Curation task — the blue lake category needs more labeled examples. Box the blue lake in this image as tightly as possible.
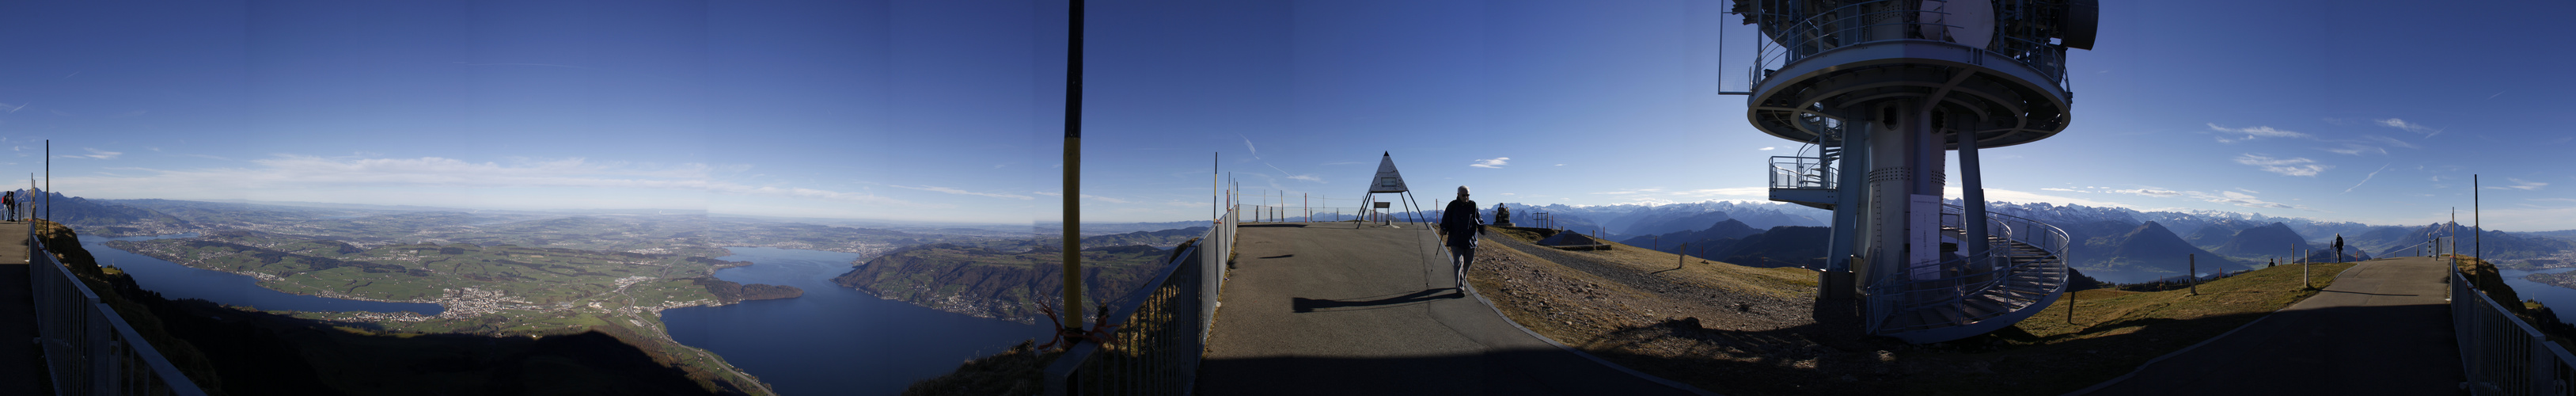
[82,234,446,315]
[2500,268,2576,324]
[663,246,1048,396]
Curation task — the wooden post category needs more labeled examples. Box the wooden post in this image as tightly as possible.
[2067,286,2077,324]
[1678,242,1688,269]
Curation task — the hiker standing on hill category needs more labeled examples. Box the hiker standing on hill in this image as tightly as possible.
[2334,234,2345,262]
[1440,186,1485,282]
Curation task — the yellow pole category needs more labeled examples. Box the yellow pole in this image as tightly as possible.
[1060,0,1085,339]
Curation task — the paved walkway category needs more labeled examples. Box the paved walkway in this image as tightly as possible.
[1197,223,1694,395]
[2085,257,2460,395]
[1,221,44,394]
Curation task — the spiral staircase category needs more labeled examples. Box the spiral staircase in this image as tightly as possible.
[1770,163,2070,343]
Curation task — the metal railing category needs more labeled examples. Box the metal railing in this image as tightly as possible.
[1745,0,2073,93]
[1769,156,1836,190]
[28,221,209,395]
[1044,191,1240,395]
[2455,270,2576,395]
[1865,204,2070,334]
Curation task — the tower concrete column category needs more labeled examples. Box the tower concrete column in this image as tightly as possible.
[1864,100,1949,288]
[1960,128,1990,276]
[1827,111,1872,300]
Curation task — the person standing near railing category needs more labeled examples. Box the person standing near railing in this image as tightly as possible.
[1439,186,1484,283]
[2,190,14,221]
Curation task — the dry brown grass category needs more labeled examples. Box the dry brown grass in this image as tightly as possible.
[1486,227,1814,299]
[1472,225,2368,395]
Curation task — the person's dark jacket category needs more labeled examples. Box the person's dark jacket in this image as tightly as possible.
[1440,198,1482,248]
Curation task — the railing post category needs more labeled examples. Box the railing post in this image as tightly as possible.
[2536,333,2553,395]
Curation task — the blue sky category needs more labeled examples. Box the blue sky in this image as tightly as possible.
[6,1,2572,230]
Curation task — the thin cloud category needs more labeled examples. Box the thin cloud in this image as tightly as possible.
[2207,124,2312,143]
[2183,190,2310,211]
[2039,188,2080,192]
[1470,157,1510,169]
[1589,188,1664,195]
[2342,163,2389,194]
[1759,147,1777,150]
[2235,154,2331,177]
[1942,187,2137,209]
[1287,174,1323,183]
[2112,188,2181,196]
[2374,118,2441,138]
[2488,178,2548,191]
[1240,135,1259,158]
[63,148,121,159]
[2361,135,2419,149]
[1033,192,1136,204]
[1671,187,1766,198]
[893,185,1033,200]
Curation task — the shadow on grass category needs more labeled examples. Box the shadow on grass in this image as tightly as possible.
[1547,310,2299,395]
[1445,302,2412,396]
[2320,290,2418,297]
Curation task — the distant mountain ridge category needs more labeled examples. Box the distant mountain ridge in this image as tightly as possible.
[1357,200,1829,241]
[2213,223,2312,259]
[18,189,197,236]
[2076,221,2243,280]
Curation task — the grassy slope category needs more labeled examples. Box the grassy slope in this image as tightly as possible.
[1921,261,2356,394]
[1472,225,2363,395]
[1487,227,1815,298]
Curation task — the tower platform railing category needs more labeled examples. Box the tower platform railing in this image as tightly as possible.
[1768,156,1836,190]
[1744,0,2072,93]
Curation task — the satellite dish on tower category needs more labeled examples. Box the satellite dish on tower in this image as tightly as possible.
[1922,0,1994,49]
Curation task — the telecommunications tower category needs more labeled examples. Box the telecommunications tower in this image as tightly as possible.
[1732,0,2096,343]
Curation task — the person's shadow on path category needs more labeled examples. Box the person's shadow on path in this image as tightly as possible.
[1292,287,1463,313]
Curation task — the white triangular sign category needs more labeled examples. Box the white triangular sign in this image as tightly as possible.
[1368,152,1409,193]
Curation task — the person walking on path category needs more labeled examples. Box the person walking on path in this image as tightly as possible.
[1440,186,1485,282]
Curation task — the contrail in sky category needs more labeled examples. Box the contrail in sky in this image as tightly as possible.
[2342,163,2390,194]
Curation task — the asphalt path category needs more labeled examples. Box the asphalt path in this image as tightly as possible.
[2082,257,2461,395]
[1,222,44,394]
[1196,223,1696,395]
